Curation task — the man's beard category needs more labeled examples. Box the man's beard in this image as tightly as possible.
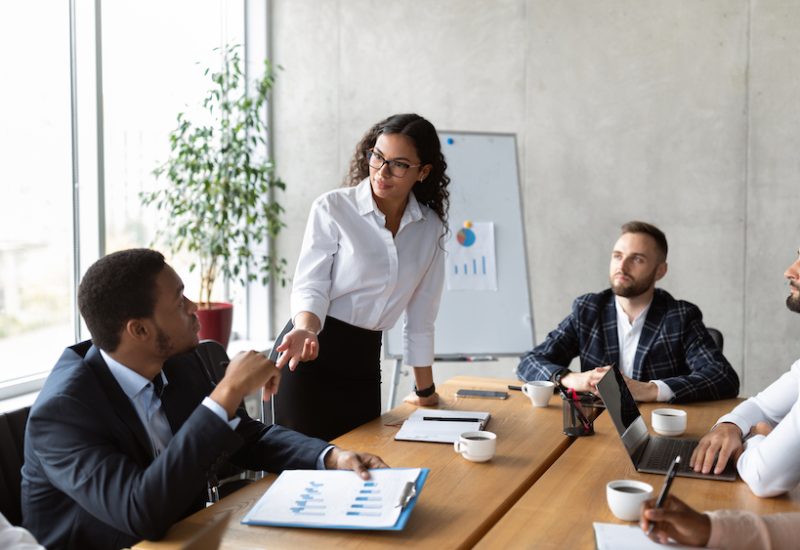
[610,272,656,298]
[787,285,800,313]
[154,324,196,357]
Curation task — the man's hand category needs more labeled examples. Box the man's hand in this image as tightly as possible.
[690,422,743,474]
[324,448,389,480]
[621,374,659,402]
[275,328,319,371]
[560,366,611,394]
[403,392,440,407]
[640,495,711,546]
[211,351,281,418]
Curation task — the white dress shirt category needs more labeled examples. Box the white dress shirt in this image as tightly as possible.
[614,298,673,401]
[715,358,800,497]
[291,178,445,366]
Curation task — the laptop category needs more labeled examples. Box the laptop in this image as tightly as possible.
[596,366,736,481]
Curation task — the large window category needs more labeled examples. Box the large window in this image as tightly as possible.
[0,4,73,387]
[0,1,268,398]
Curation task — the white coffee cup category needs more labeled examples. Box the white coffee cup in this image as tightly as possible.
[606,480,653,521]
[522,381,555,407]
[453,431,497,462]
[651,408,688,437]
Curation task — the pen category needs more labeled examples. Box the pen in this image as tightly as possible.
[423,417,483,422]
[556,385,592,432]
[646,455,681,535]
[508,385,522,391]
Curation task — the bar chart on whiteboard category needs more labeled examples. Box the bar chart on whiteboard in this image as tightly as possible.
[445,221,497,291]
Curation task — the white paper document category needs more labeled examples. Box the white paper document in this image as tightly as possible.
[242,469,423,529]
[593,522,703,549]
[395,409,490,443]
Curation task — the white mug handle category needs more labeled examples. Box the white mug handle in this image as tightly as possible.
[454,441,465,454]
[522,384,532,398]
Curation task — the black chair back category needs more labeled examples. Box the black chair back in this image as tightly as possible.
[707,327,724,352]
[0,406,30,525]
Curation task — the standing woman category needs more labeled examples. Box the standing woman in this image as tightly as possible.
[273,113,450,441]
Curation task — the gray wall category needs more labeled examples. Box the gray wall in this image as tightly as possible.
[269,0,800,406]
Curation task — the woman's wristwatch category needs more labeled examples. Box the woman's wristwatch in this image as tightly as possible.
[414,383,436,398]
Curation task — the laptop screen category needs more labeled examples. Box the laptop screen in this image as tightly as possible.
[597,366,643,437]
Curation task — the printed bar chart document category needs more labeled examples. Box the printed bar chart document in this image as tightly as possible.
[395,409,490,443]
[242,468,428,531]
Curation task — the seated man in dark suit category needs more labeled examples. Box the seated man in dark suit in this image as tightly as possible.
[22,249,387,550]
[517,221,739,403]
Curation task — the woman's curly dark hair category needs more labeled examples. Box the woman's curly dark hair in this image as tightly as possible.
[345,113,450,226]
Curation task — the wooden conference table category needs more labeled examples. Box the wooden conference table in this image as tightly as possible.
[476,398,800,549]
[136,378,800,549]
[135,376,573,549]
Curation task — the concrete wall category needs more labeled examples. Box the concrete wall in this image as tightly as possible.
[269,0,800,408]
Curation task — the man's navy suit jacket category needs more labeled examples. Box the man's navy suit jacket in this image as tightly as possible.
[516,289,740,402]
[22,341,328,550]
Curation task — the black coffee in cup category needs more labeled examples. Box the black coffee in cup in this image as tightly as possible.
[614,486,647,494]
[464,436,490,441]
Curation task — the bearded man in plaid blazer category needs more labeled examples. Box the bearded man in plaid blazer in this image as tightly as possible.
[517,221,739,403]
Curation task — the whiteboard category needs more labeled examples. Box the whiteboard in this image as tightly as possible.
[385,131,534,360]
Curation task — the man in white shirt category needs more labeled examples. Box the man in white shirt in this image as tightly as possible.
[517,221,739,403]
[690,248,800,495]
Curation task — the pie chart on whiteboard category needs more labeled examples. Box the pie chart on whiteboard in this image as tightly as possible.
[456,227,476,247]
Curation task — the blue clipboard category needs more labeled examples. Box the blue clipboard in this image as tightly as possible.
[241,468,429,531]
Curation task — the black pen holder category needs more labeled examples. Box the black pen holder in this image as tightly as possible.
[560,392,601,437]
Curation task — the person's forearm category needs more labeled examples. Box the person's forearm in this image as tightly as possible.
[293,311,321,334]
[412,366,434,390]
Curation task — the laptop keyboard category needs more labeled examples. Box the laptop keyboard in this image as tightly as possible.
[642,437,697,471]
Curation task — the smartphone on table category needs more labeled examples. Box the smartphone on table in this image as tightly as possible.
[455,389,509,400]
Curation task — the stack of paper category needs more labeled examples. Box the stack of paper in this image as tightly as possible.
[242,468,428,531]
[395,409,490,443]
[593,523,703,549]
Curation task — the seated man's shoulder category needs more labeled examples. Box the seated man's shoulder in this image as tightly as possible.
[32,343,103,413]
[655,289,703,318]
[573,289,614,311]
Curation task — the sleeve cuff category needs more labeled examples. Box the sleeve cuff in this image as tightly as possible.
[202,397,241,430]
[404,331,434,366]
[651,380,675,402]
[290,296,330,332]
[317,445,335,469]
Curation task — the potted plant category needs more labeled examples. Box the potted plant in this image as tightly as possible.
[142,44,286,348]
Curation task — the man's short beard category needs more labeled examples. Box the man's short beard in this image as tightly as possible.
[787,293,800,313]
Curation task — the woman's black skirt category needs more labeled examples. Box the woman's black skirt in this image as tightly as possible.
[273,316,382,441]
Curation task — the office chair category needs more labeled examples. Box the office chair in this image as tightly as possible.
[195,339,260,501]
[0,405,30,525]
[706,327,724,352]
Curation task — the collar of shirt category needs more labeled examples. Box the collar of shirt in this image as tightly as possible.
[355,177,425,229]
[100,349,168,414]
[614,296,652,332]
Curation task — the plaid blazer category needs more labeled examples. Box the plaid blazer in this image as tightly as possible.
[516,288,739,403]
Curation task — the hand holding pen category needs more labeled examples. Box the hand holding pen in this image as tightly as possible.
[645,455,681,536]
[640,492,712,547]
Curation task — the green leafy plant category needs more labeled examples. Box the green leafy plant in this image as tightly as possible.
[142,44,286,306]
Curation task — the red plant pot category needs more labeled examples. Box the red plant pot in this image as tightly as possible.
[196,302,234,349]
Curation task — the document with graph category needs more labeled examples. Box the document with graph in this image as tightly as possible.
[241,468,428,530]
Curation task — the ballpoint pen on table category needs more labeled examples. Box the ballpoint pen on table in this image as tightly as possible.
[422,417,483,422]
[646,455,681,535]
